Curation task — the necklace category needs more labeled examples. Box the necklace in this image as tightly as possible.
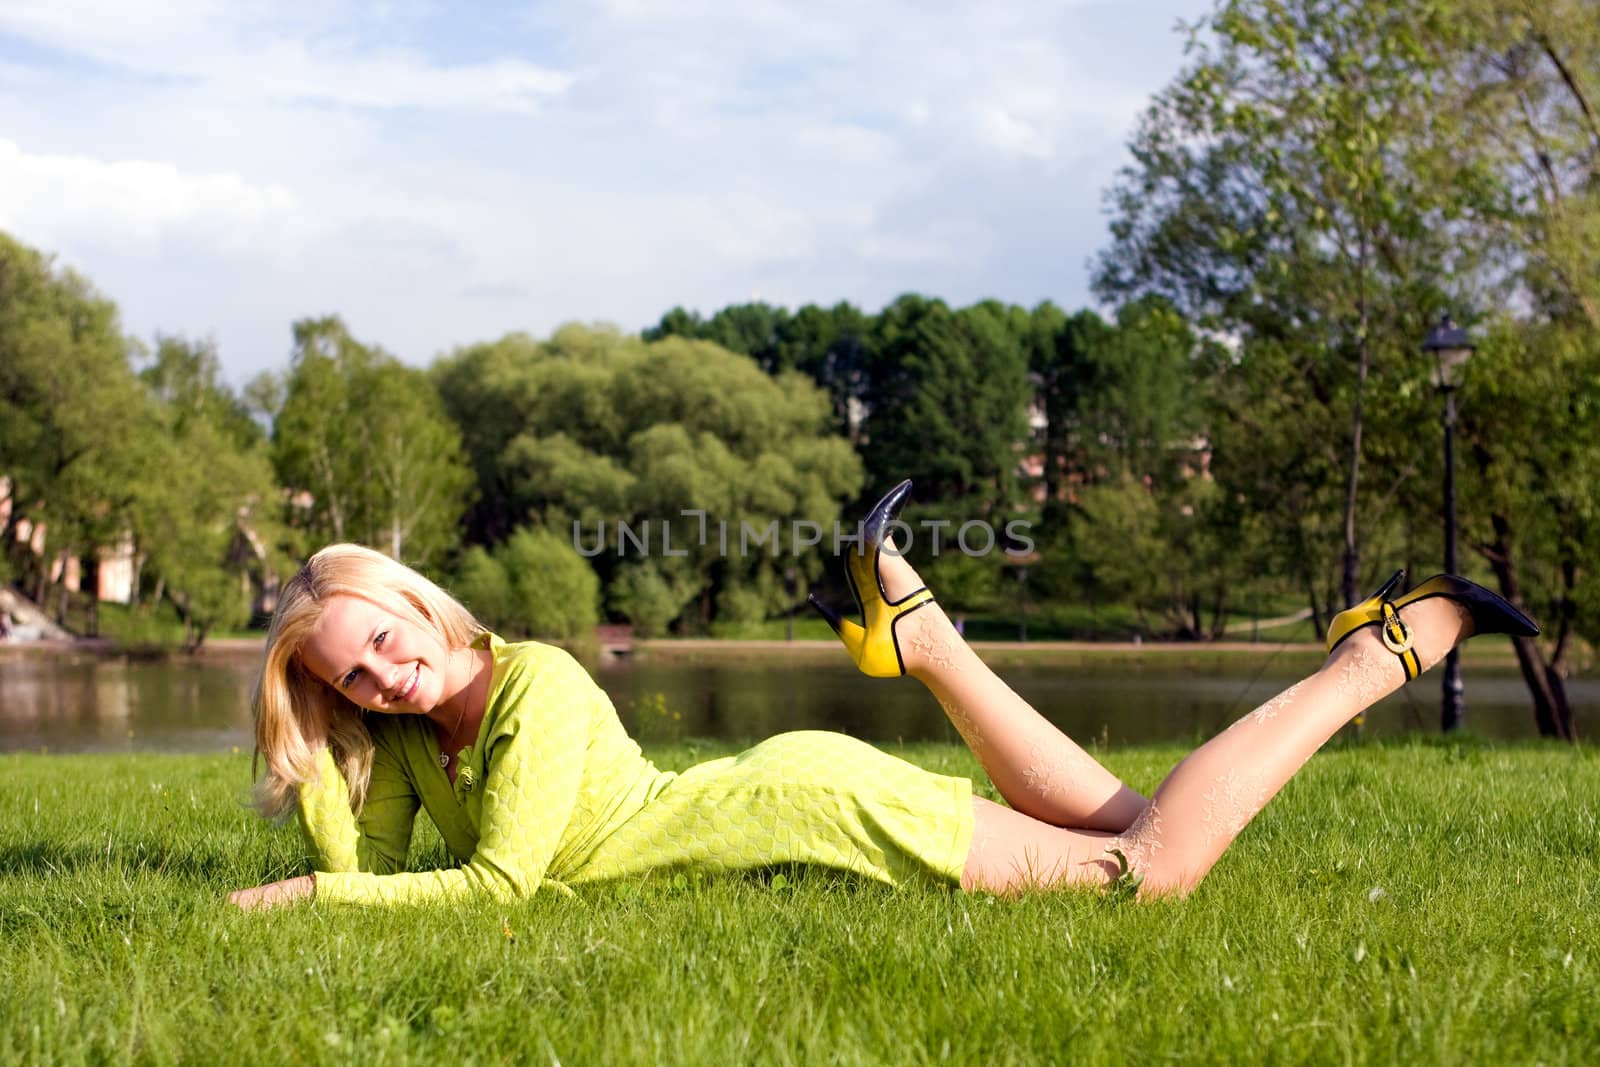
[438,703,467,768]
[436,652,470,768]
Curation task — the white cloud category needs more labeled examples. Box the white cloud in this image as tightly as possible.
[0,0,571,112]
[976,108,1053,160]
[0,139,303,253]
[0,0,1216,381]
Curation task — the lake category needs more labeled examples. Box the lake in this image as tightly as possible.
[1,644,1586,754]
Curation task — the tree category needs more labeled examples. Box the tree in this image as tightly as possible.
[0,232,151,617]
[1426,0,1600,740]
[140,334,263,450]
[132,336,280,650]
[861,295,1032,516]
[1444,0,1600,329]
[1095,0,1600,734]
[272,317,473,568]
[1096,0,1464,610]
[1451,319,1598,740]
[433,325,862,633]
[453,527,600,640]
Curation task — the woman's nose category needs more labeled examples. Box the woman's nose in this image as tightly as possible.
[358,652,396,692]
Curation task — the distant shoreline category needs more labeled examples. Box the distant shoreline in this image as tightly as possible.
[0,634,1536,670]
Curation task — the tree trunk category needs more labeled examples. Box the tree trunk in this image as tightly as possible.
[1483,513,1576,740]
[186,621,211,654]
[1207,587,1227,640]
[55,550,71,625]
[1304,578,1327,639]
[1341,234,1372,610]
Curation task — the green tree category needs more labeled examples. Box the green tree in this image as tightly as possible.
[0,232,151,620]
[1425,0,1600,739]
[140,334,263,450]
[132,336,280,649]
[433,325,862,633]
[454,527,599,640]
[1096,0,1462,609]
[862,295,1032,516]
[272,317,473,568]
[1096,0,1600,733]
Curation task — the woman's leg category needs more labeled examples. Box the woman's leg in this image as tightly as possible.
[876,542,1147,832]
[959,595,1472,896]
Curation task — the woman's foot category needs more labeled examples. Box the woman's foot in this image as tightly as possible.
[1325,594,1473,699]
[1325,570,1535,685]
[810,481,954,677]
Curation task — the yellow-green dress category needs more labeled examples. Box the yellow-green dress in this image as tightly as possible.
[299,635,974,905]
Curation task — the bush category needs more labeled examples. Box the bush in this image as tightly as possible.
[608,562,694,638]
[453,547,513,630]
[454,527,599,639]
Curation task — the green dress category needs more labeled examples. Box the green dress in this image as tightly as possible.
[299,635,974,905]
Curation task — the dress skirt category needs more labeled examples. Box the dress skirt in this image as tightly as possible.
[564,731,975,888]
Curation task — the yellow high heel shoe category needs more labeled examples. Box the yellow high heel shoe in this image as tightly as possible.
[1326,569,1540,680]
[807,479,937,677]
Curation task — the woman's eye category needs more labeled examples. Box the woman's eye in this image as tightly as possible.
[341,669,359,688]
[375,630,389,649]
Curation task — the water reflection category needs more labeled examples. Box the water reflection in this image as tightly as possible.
[2,648,1588,754]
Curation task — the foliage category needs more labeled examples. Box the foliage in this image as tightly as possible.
[863,296,1033,515]
[1094,0,1600,729]
[453,527,600,640]
[271,317,474,569]
[0,233,150,604]
[1096,0,1470,609]
[920,551,1006,617]
[647,301,876,438]
[133,336,281,649]
[433,325,863,634]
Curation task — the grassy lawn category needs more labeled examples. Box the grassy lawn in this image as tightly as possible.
[2,740,1595,1064]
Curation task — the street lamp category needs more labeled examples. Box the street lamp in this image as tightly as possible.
[1422,313,1475,732]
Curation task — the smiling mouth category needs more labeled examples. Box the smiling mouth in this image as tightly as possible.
[394,665,420,704]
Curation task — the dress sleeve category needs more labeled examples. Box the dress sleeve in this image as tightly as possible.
[313,652,592,906]
[297,740,419,876]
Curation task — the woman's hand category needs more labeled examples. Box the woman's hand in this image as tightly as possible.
[228,873,316,911]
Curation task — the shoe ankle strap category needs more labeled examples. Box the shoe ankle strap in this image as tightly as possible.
[1378,600,1421,680]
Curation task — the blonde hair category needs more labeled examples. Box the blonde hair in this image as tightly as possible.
[252,543,485,819]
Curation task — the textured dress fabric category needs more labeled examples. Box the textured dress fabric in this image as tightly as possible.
[298,636,974,905]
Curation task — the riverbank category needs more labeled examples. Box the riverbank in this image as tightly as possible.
[0,633,1538,672]
[1,740,1594,1063]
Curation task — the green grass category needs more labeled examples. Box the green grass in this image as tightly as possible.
[2,740,1596,1064]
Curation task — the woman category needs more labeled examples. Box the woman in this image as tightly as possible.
[230,482,1537,909]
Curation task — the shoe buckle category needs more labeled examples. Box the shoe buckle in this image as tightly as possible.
[1379,601,1413,654]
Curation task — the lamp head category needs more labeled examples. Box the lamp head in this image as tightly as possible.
[1423,313,1474,390]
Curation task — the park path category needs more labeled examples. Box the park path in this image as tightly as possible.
[1221,606,1314,634]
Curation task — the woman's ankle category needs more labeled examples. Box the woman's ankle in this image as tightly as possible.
[901,603,967,678]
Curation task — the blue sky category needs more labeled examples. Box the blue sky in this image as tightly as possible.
[0,0,1216,385]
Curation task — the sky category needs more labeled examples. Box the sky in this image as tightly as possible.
[0,0,1216,386]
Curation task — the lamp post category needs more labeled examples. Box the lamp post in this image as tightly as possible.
[1422,314,1475,732]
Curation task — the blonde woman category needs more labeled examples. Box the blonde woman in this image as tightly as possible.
[230,483,1536,909]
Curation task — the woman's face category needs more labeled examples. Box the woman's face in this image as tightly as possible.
[298,593,454,716]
